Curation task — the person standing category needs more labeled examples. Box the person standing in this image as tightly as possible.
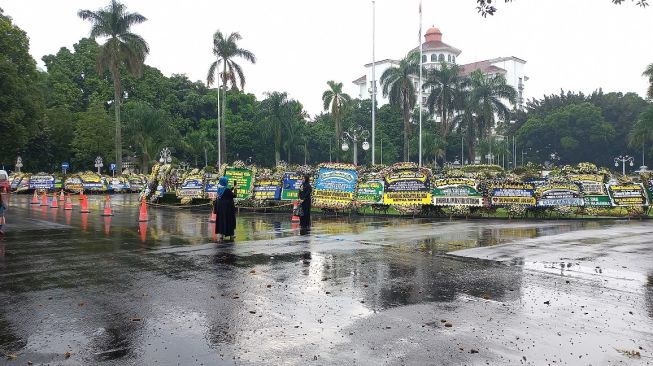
[298,174,312,230]
[213,177,236,241]
[0,186,7,235]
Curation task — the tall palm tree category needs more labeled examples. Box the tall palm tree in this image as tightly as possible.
[78,0,149,174]
[206,31,256,165]
[468,70,516,139]
[261,92,291,166]
[322,80,351,159]
[424,62,466,137]
[380,52,420,161]
[644,63,653,100]
[123,101,172,174]
[629,106,653,149]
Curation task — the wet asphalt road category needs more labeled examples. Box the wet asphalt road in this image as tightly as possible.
[0,194,652,365]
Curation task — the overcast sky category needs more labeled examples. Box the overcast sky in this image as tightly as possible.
[2,0,652,116]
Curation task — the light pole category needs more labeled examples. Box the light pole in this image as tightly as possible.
[159,147,172,165]
[15,156,22,173]
[341,125,370,166]
[614,155,634,176]
[94,156,103,175]
[371,0,376,165]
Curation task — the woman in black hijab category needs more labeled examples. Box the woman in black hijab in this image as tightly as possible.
[213,177,236,241]
[298,174,312,230]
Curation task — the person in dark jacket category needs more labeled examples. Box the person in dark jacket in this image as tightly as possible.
[213,177,236,241]
[298,174,312,230]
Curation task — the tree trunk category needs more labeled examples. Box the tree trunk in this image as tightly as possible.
[403,99,410,162]
[220,66,227,165]
[111,69,122,175]
[142,151,150,175]
[335,106,340,162]
[275,128,281,166]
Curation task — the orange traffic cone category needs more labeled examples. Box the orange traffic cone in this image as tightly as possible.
[50,193,59,208]
[209,206,216,223]
[58,190,65,201]
[291,201,300,222]
[40,192,48,206]
[101,195,113,216]
[138,198,148,222]
[64,193,73,210]
[80,194,90,213]
[30,191,39,205]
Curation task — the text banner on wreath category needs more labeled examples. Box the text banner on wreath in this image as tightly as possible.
[281,172,302,200]
[29,174,55,190]
[224,168,254,199]
[253,180,282,201]
[432,178,483,207]
[535,183,584,207]
[383,169,431,205]
[356,179,384,204]
[568,174,606,196]
[607,183,649,207]
[313,167,358,208]
[177,175,204,198]
[490,182,536,206]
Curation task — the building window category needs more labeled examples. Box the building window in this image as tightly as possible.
[422,55,427,63]
[431,54,437,62]
[452,56,456,63]
[439,54,445,62]
[448,55,451,62]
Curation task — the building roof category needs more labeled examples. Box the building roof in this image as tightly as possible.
[352,75,367,85]
[411,41,462,56]
[363,58,399,67]
[459,60,507,76]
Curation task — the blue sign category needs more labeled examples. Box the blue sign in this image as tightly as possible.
[62,162,69,169]
[281,172,302,200]
[315,168,358,192]
[110,163,116,171]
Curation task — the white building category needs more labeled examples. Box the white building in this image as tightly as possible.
[353,26,528,110]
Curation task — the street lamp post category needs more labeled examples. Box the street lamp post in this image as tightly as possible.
[614,155,634,176]
[341,125,370,166]
[94,156,103,175]
[15,156,23,173]
[159,147,172,165]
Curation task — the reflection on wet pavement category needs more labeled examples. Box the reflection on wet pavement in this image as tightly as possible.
[0,194,652,364]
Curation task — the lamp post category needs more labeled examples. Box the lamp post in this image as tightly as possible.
[15,156,22,173]
[94,156,103,175]
[159,147,172,165]
[341,125,370,166]
[614,155,634,176]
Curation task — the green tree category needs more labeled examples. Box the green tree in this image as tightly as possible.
[516,102,615,165]
[78,0,150,173]
[260,92,291,165]
[206,31,256,165]
[122,101,174,173]
[380,52,420,161]
[628,105,653,154]
[0,9,43,163]
[463,70,516,157]
[71,103,115,170]
[182,129,213,168]
[644,63,653,100]
[424,62,465,137]
[322,80,352,160]
[476,0,648,17]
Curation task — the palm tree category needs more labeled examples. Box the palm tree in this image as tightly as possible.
[424,62,466,137]
[123,101,172,174]
[206,31,256,165]
[629,106,653,150]
[644,63,653,100]
[380,52,420,161]
[78,0,149,174]
[322,81,351,160]
[261,92,292,166]
[466,70,516,142]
